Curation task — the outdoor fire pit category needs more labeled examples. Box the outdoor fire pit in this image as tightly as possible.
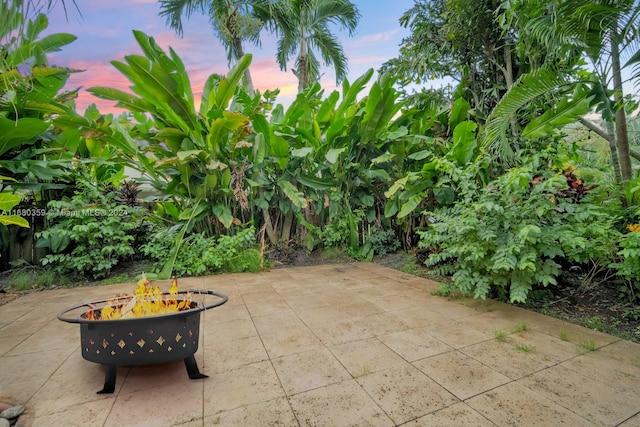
[58,282,227,394]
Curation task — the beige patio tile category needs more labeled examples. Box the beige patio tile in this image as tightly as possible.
[618,413,640,426]
[289,379,390,426]
[7,320,101,356]
[296,305,351,327]
[201,334,269,374]
[467,382,596,426]
[203,360,284,417]
[18,398,114,427]
[413,350,510,400]
[200,317,257,341]
[329,338,408,378]
[202,301,250,324]
[406,402,496,426]
[361,293,420,312]
[461,338,554,379]
[388,306,449,328]
[355,312,410,336]
[118,360,199,395]
[308,318,373,345]
[242,294,290,317]
[258,327,324,359]
[26,351,121,415]
[0,333,28,356]
[2,264,639,427]
[456,309,532,336]
[356,364,458,425]
[421,321,492,349]
[0,307,53,336]
[106,381,203,427]
[272,348,351,395]
[1,347,76,403]
[279,293,328,311]
[335,299,385,318]
[432,300,486,320]
[205,397,297,426]
[527,317,620,349]
[519,364,640,426]
[379,327,453,362]
[508,329,583,363]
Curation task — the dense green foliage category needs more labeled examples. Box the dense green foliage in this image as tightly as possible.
[419,148,622,303]
[140,226,261,276]
[36,183,148,279]
[1,1,639,314]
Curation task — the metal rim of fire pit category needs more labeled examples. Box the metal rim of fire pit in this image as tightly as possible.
[56,289,228,324]
[56,289,228,394]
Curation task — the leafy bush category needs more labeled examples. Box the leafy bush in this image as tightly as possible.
[37,188,147,279]
[367,228,401,257]
[419,165,619,303]
[610,224,640,301]
[140,226,261,276]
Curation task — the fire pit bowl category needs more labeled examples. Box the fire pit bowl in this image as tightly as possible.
[57,289,227,394]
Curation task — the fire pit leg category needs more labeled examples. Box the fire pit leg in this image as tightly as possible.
[184,355,208,380]
[97,365,117,394]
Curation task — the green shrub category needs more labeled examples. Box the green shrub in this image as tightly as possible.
[419,165,619,303]
[140,226,261,276]
[610,223,640,301]
[37,190,147,279]
[367,228,401,257]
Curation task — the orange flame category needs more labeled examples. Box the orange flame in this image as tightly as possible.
[85,275,192,320]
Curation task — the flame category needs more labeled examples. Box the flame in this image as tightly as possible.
[85,275,192,320]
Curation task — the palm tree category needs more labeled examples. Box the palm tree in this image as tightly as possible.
[158,0,264,94]
[484,0,640,182]
[258,0,360,93]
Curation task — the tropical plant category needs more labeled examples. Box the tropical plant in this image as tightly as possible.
[0,6,85,262]
[419,148,621,303]
[140,225,260,276]
[258,0,360,92]
[36,181,148,279]
[79,31,270,277]
[484,0,640,179]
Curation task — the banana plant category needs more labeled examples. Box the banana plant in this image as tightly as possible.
[87,31,256,234]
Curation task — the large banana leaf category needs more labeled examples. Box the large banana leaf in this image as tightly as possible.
[0,117,49,156]
[87,87,156,114]
[359,73,402,143]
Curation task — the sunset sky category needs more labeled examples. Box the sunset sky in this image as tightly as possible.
[43,0,422,114]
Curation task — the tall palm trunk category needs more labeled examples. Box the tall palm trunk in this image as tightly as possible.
[297,35,307,93]
[611,37,632,181]
[232,35,254,95]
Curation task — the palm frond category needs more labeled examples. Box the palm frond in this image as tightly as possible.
[482,67,574,160]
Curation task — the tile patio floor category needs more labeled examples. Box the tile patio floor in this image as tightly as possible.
[1,262,639,426]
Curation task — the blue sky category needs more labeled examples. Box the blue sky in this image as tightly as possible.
[44,0,419,113]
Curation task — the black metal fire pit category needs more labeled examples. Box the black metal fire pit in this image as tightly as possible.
[57,290,227,394]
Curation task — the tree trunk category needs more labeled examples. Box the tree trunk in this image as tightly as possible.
[611,35,632,181]
[233,36,255,96]
[297,35,307,93]
[577,117,623,184]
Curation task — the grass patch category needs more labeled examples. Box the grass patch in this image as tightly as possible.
[559,330,570,342]
[494,330,508,342]
[512,320,528,333]
[515,343,535,353]
[580,339,597,352]
[3,265,70,291]
[353,365,373,378]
